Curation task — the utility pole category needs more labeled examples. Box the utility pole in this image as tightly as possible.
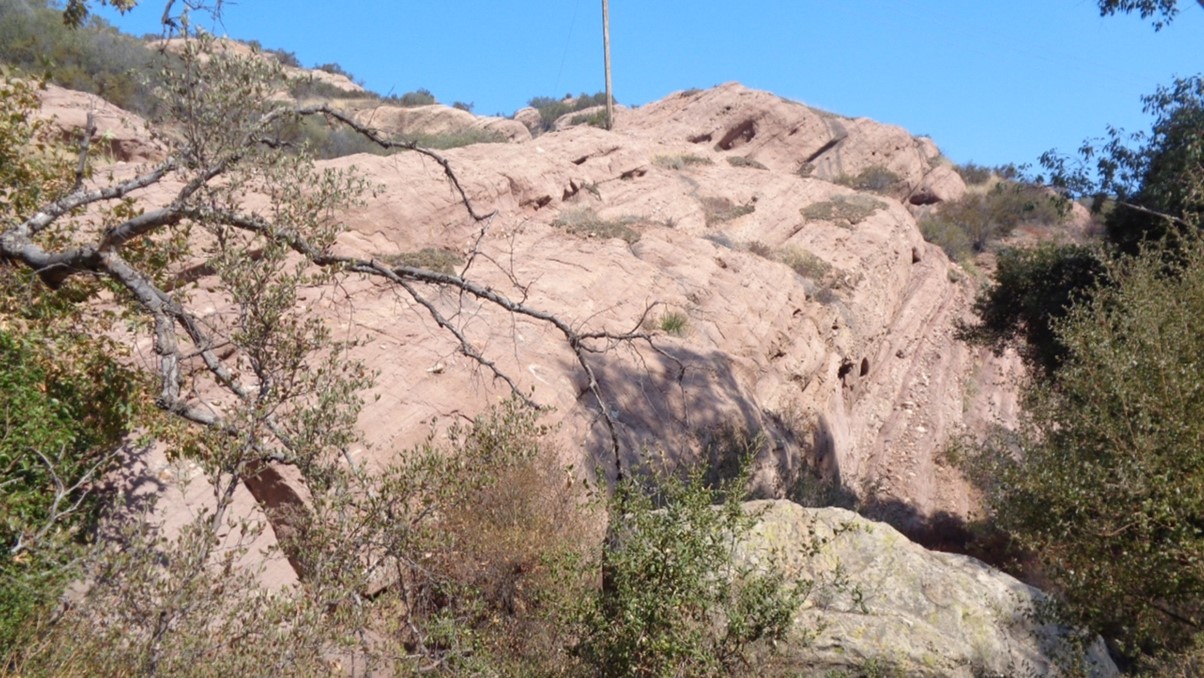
[602,0,614,130]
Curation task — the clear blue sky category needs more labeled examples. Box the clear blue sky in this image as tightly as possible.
[97,1,1203,169]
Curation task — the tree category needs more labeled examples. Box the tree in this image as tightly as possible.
[972,75,1203,374]
[0,5,657,669]
[968,236,1204,656]
[1097,0,1204,29]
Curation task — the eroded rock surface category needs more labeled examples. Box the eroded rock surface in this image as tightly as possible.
[46,80,1049,668]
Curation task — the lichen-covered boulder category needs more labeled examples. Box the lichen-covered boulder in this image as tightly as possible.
[737,500,1119,677]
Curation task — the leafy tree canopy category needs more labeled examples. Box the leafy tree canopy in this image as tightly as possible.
[1097,0,1204,29]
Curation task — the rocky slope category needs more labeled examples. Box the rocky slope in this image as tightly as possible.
[315,82,1022,532]
[38,75,1065,667]
[38,77,1026,540]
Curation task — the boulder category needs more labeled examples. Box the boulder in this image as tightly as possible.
[352,103,531,143]
[738,500,1119,677]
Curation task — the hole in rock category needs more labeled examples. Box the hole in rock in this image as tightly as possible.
[688,133,713,144]
[715,119,757,151]
[908,190,941,206]
[837,359,854,380]
[860,357,870,377]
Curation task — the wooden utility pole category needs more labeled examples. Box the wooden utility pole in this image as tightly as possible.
[602,0,614,130]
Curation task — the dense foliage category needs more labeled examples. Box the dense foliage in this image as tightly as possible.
[527,91,610,132]
[919,179,1066,262]
[961,10,1204,666]
[0,0,156,113]
[968,237,1204,656]
[575,468,802,677]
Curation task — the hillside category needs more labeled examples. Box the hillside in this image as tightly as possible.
[4,28,1117,675]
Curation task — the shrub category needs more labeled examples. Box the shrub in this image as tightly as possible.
[263,47,300,68]
[286,74,364,100]
[919,181,1065,255]
[727,156,768,170]
[835,166,901,194]
[0,0,159,114]
[800,194,887,226]
[572,464,804,677]
[960,243,1106,376]
[314,61,354,79]
[554,207,641,244]
[451,100,474,112]
[527,91,611,132]
[401,127,507,149]
[920,215,974,261]
[381,247,464,275]
[778,246,833,282]
[276,115,384,158]
[701,196,755,226]
[703,232,737,249]
[570,109,609,129]
[385,88,436,107]
[658,310,689,336]
[0,330,142,657]
[955,162,993,185]
[965,236,1204,657]
[653,153,713,170]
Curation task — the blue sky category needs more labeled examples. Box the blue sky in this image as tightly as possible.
[98,1,1202,169]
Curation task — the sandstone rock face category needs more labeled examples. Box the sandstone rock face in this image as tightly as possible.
[106,442,298,590]
[53,81,1044,667]
[36,84,164,163]
[738,500,1119,677]
[512,106,543,135]
[323,82,1012,534]
[350,102,531,143]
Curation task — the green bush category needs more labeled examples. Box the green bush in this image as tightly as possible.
[653,153,713,170]
[263,47,300,68]
[572,465,803,677]
[570,109,609,129]
[0,0,159,114]
[960,243,1106,376]
[554,207,641,244]
[314,61,354,79]
[920,215,974,261]
[400,127,507,150]
[382,247,464,275]
[919,181,1065,255]
[955,162,993,185]
[527,91,610,132]
[286,74,364,100]
[701,196,755,226]
[657,310,689,336]
[0,330,142,656]
[727,156,768,170]
[778,246,833,282]
[383,87,437,107]
[800,194,887,227]
[965,236,1204,657]
[835,166,901,194]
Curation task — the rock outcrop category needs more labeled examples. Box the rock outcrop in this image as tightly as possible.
[36,84,165,163]
[350,102,531,142]
[320,82,1015,534]
[738,500,1118,677]
[44,78,1058,668]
